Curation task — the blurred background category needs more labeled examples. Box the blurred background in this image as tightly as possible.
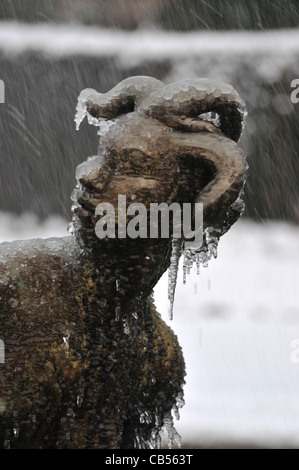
[0,0,299,448]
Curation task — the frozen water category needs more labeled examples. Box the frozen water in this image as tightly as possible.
[141,78,246,122]
[168,239,182,320]
[75,155,105,183]
[75,87,98,130]
[75,88,119,133]
[168,230,220,320]
[199,111,221,128]
[166,227,220,319]
[75,76,164,131]
[142,78,220,105]
[166,133,246,319]
[183,227,220,275]
[87,76,163,109]
[96,118,118,138]
[162,411,182,449]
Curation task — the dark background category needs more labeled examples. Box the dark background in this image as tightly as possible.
[1,0,299,30]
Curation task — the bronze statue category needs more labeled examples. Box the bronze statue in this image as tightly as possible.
[0,76,247,448]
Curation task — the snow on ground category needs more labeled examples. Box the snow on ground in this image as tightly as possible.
[0,212,298,448]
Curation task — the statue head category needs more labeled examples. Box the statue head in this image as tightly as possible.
[71,76,247,271]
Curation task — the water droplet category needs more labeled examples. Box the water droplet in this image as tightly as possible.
[63,330,70,356]
[115,306,121,321]
[77,392,84,407]
[123,318,130,335]
[13,426,19,438]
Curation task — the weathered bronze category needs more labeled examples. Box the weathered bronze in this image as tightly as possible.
[0,76,247,448]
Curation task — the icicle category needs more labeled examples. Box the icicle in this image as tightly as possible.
[74,88,97,130]
[75,88,119,135]
[182,263,187,284]
[173,391,185,421]
[181,226,221,284]
[169,230,220,317]
[168,238,182,320]
[96,118,118,138]
[162,411,182,449]
[196,253,200,274]
[182,250,195,283]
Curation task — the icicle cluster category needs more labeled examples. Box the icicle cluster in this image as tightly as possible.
[168,227,222,320]
[134,392,185,449]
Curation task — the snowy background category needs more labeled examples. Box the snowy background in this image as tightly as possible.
[1,213,298,448]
